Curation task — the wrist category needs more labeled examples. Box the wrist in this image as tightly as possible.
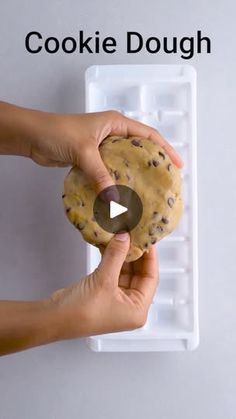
[45,287,91,341]
[33,299,61,345]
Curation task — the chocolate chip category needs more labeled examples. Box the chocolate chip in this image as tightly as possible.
[76,222,85,231]
[156,225,164,233]
[151,238,157,245]
[131,139,143,147]
[159,151,165,160]
[152,159,159,167]
[113,170,120,180]
[167,164,172,171]
[152,211,158,218]
[62,194,65,199]
[167,197,175,208]
[161,217,169,224]
[144,242,149,248]
[66,208,71,213]
[148,160,159,167]
[149,224,156,235]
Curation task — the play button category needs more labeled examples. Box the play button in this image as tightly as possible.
[93,185,143,234]
[110,201,128,219]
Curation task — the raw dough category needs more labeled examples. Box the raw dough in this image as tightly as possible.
[63,136,183,262]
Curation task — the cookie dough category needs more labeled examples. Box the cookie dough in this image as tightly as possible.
[63,136,183,262]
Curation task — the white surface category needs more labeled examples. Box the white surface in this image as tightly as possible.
[86,64,198,351]
[110,200,128,218]
[0,0,236,418]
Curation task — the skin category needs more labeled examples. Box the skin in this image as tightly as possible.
[0,101,182,356]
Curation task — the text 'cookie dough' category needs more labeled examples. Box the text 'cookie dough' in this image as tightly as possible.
[63,136,183,262]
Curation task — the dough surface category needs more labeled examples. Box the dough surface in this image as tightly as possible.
[63,136,183,262]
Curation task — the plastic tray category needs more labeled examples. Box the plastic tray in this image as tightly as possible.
[85,64,198,352]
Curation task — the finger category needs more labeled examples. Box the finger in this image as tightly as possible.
[131,246,159,304]
[132,246,158,278]
[120,261,133,277]
[99,245,132,289]
[124,116,183,168]
[118,273,131,289]
[98,232,130,286]
[79,147,115,194]
[110,113,183,168]
[119,262,133,289]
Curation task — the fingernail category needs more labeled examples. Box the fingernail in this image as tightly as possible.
[101,187,120,203]
[115,232,129,241]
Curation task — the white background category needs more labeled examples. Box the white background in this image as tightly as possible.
[0,1,235,418]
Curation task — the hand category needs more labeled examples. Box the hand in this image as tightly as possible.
[29,110,183,193]
[49,232,158,339]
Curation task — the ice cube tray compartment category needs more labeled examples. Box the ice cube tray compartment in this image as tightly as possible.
[85,65,198,352]
[158,241,189,270]
[141,82,190,111]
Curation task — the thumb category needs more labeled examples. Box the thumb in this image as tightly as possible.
[80,147,115,194]
[98,232,130,286]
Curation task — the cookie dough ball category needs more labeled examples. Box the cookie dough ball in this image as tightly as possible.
[63,136,183,262]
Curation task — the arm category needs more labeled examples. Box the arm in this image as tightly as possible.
[0,101,183,182]
[0,101,172,355]
[0,101,36,157]
[0,300,57,356]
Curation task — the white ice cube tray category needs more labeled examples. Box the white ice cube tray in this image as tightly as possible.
[85,65,198,352]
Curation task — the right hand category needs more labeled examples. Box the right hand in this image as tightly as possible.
[48,232,159,339]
